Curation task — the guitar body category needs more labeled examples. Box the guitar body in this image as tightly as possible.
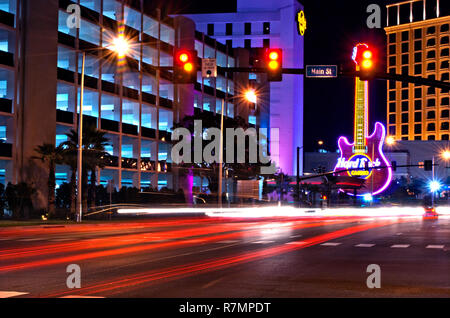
[334,122,392,196]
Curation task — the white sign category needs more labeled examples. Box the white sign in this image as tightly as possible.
[202,58,217,78]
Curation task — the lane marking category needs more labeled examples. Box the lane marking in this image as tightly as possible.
[320,242,341,246]
[252,240,275,244]
[426,245,445,249]
[391,244,410,248]
[0,291,29,298]
[355,243,375,247]
[290,235,303,238]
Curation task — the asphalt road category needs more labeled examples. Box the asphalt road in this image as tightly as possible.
[0,213,449,298]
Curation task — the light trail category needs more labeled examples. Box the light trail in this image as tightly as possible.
[42,217,417,298]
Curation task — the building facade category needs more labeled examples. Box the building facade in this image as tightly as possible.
[181,0,305,176]
[0,0,263,207]
[385,0,450,141]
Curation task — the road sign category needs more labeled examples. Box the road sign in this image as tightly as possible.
[202,58,217,78]
[305,65,338,78]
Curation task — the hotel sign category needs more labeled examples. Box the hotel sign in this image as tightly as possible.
[297,10,306,36]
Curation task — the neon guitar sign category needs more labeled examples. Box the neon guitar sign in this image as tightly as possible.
[334,44,392,196]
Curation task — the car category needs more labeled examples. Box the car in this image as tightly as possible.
[423,206,438,220]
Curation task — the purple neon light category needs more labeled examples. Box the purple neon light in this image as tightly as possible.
[334,122,393,197]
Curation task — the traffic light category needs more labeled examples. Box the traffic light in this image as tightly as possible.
[265,48,282,82]
[174,49,197,84]
[424,160,433,171]
[352,43,376,81]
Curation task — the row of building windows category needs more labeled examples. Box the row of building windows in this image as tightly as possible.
[389,110,450,122]
[207,22,271,36]
[388,38,450,55]
[388,24,450,43]
[389,52,450,67]
[389,123,450,136]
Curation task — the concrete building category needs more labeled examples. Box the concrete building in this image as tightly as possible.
[180,0,305,176]
[0,0,265,207]
[385,0,450,141]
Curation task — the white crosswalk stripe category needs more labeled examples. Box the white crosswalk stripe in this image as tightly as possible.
[355,244,375,248]
[0,291,29,298]
[391,244,410,248]
[320,242,341,246]
[426,245,445,249]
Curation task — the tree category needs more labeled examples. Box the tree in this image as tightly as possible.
[33,143,64,218]
[63,126,110,214]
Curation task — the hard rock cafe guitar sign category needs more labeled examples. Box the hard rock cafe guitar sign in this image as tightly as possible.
[334,44,392,196]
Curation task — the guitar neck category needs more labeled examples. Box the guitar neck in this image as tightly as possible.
[354,68,368,153]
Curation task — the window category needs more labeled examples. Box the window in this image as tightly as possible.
[401,113,408,123]
[122,99,139,127]
[402,31,409,41]
[427,111,435,119]
[389,33,396,43]
[414,52,422,63]
[427,38,436,47]
[414,124,422,134]
[389,102,396,112]
[414,64,422,75]
[101,94,120,122]
[244,23,251,35]
[389,126,395,135]
[427,26,436,35]
[428,87,436,95]
[160,24,175,45]
[427,62,436,71]
[401,89,408,99]
[427,99,436,107]
[401,101,408,111]
[79,19,100,45]
[442,97,450,106]
[441,24,450,33]
[414,112,422,122]
[142,74,157,95]
[401,66,409,74]
[57,46,76,72]
[427,50,436,59]
[142,45,158,66]
[442,109,450,118]
[415,88,422,98]
[389,56,396,66]
[56,82,76,112]
[401,43,408,53]
[389,114,396,123]
[441,122,449,130]
[226,23,232,36]
[389,91,396,101]
[441,48,450,57]
[124,6,141,31]
[207,24,214,36]
[58,11,76,36]
[103,0,120,20]
[441,36,450,45]
[80,0,100,12]
[159,109,173,132]
[428,135,435,140]
[401,54,408,64]
[415,100,422,110]
[244,39,251,49]
[441,73,449,81]
[427,123,435,131]
[0,0,16,14]
[142,104,156,129]
[263,39,270,48]
[414,28,422,39]
[389,44,396,55]
[441,60,449,69]
[78,88,98,118]
[263,22,270,35]
[401,125,408,135]
[443,134,449,140]
[143,15,158,39]
[414,40,422,51]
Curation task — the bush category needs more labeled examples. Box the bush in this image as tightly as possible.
[5,182,36,219]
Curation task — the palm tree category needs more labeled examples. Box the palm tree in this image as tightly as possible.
[63,126,110,214]
[33,143,64,218]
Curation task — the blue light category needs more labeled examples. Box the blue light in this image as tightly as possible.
[429,180,441,192]
[363,193,373,202]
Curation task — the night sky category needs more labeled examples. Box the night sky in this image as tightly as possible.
[166,0,450,152]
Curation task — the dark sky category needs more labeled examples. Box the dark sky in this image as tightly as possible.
[166,0,450,152]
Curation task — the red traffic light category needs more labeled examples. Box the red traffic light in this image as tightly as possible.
[352,43,376,80]
[174,49,197,84]
[265,48,283,81]
[176,50,194,72]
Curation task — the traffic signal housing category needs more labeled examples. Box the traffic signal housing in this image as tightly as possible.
[174,49,197,84]
[352,43,376,81]
[265,48,282,82]
[424,160,433,171]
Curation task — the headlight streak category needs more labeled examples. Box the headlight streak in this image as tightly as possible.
[42,218,416,298]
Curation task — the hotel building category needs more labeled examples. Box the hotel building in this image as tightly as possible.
[385,0,450,141]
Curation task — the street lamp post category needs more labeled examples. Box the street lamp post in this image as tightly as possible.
[218,90,257,209]
[76,35,130,222]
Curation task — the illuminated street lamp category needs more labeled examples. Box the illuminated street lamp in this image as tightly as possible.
[218,89,259,209]
[442,150,450,160]
[76,35,131,223]
[385,136,396,146]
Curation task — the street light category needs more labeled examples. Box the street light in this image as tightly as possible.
[442,150,450,160]
[76,35,131,223]
[386,136,396,146]
[218,89,258,209]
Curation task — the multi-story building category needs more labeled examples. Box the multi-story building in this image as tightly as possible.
[0,0,263,208]
[179,0,305,176]
[385,0,450,141]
